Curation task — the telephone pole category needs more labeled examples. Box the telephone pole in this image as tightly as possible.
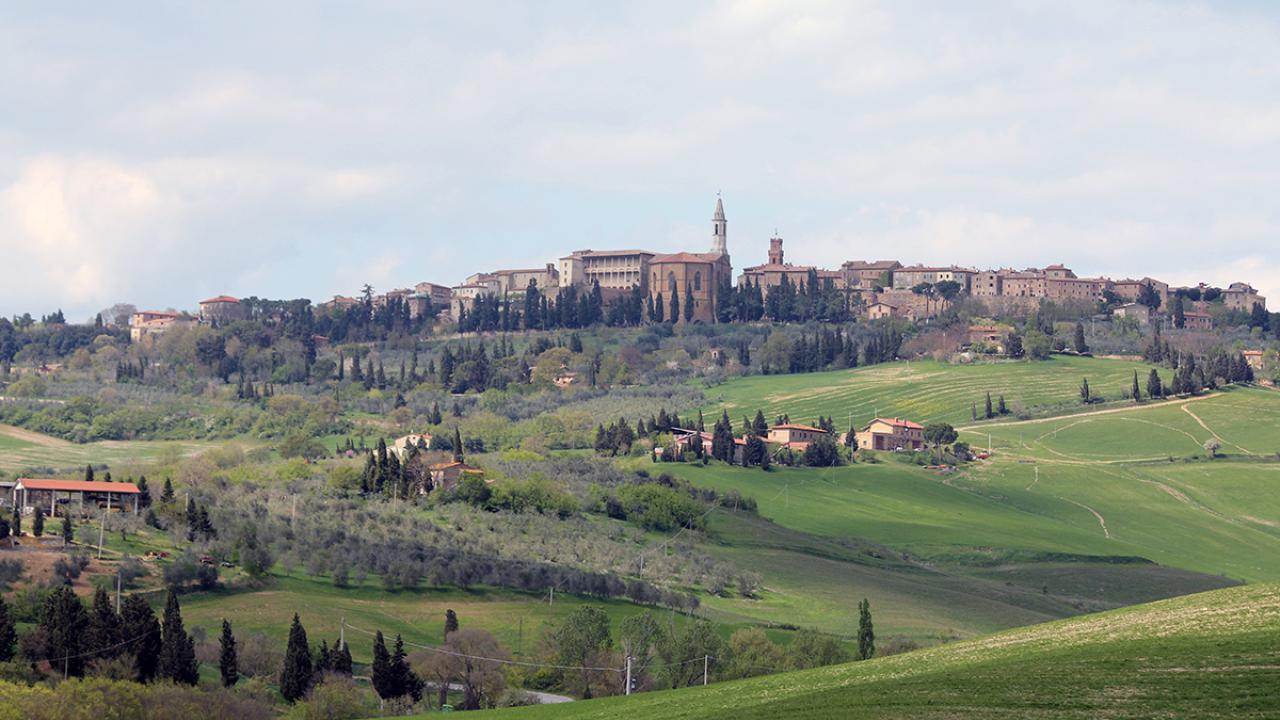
[625,655,633,696]
[703,655,709,686]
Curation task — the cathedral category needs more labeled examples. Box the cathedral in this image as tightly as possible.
[647,196,733,323]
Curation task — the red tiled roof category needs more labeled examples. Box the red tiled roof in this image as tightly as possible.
[772,423,827,433]
[651,252,722,264]
[16,478,140,494]
[200,295,240,304]
[872,417,924,430]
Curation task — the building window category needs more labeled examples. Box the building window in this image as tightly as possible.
[694,271,701,291]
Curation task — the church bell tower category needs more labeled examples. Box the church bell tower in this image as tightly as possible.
[711,194,727,255]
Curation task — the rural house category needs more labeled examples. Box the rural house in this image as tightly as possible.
[392,433,433,458]
[426,461,484,493]
[766,423,830,451]
[854,418,925,452]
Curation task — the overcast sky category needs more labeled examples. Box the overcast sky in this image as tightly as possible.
[2,1,1278,321]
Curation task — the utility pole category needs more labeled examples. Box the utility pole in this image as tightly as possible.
[97,509,106,560]
[115,570,122,613]
[291,496,297,525]
[625,655,633,696]
[339,617,346,649]
[703,655,709,686]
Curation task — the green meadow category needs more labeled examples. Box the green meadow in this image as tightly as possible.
[0,423,217,473]
[698,355,1164,427]
[463,583,1280,720]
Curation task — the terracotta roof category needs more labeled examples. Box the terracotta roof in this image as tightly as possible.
[428,462,481,472]
[1243,350,1263,356]
[1184,311,1212,318]
[200,295,240,304]
[15,478,140,494]
[651,252,722,264]
[772,423,827,433]
[870,417,924,430]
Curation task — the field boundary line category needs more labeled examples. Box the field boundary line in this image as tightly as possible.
[957,393,1221,432]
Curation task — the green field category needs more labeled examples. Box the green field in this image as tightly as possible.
[699,356,1164,427]
[0,423,218,473]
[462,582,1280,719]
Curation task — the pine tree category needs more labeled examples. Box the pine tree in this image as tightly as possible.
[0,595,14,662]
[219,619,239,687]
[857,598,875,660]
[280,613,313,702]
[158,591,199,685]
[161,478,175,503]
[121,595,162,682]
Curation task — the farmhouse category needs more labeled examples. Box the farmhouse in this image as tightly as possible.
[13,478,140,517]
[427,461,483,493]
[866,302,900,321]
[766,423,829,451]
[392,433,433,458]
[663,428,745,463]
[1243,350,1264,371]
[854,418,925,452]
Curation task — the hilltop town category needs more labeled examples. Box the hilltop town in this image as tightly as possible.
[125,197,1267,343]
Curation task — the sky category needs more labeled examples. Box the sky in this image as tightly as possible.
[1,1,1279,321]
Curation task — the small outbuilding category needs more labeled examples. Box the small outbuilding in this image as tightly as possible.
[12,478,141,517]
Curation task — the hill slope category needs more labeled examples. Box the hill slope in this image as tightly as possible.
[465,583,1280,719]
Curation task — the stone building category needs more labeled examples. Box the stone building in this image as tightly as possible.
[738,236,844,298]
[197,295,246,323]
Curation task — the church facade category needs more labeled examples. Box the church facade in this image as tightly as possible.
[646,197,732,323]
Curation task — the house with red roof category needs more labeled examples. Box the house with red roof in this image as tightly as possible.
[766,423,830,451]
[854,418,925,452]
[198,295,246,323]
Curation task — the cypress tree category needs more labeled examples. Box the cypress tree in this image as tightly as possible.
[370,630,395,700]
[32,506,44,537]
[121,594,161,682]
[280,613,313,702]
[391,634,422,702]
[1080,377,1090,403]
[219,619,239,687]
[40,586,89,677]
[0,596,14,661]
[984,392,993,419]
[137,476,151,508]
[453,427,464,463]
[332,639,353,675]
[161,478,175,503]
[85,586,121,661]
[84,464,95,482]
[857,598,875,660]
[1132,371,1141,402]
[444,608,459,640]
[60,513,74,544]
[10,507,19,538]
[998,395,1008,415]
[1148,369,1163,399]
[1073,322,1088,354]
[158,591,199,685]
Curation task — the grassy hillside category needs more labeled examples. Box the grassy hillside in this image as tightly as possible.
[460,583,1280,719]
[699,356,1162,427]
[0,423,219,472]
